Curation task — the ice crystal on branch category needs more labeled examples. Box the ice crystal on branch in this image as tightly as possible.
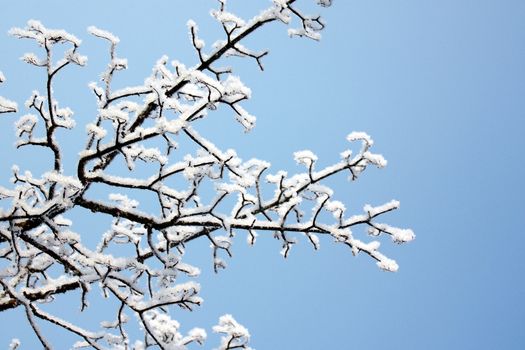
[213,314,252,350]
[0,72,17,114]
[0,1,414,348]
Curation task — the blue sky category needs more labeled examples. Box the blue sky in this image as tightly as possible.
[1,0,524,349]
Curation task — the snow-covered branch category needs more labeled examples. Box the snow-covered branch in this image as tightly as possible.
[0,1,414,348]
[0,71,17,114]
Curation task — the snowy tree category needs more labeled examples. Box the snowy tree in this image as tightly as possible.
[0,1,414,349]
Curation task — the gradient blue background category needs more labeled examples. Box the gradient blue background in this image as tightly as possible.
[1,1,524,349]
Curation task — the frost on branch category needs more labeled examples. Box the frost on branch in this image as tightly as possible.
[9,339,20,350]
[140,310,207,349]
[0,1,414,349]
[213,314,252,350]
[0,71,17,114]
[0,96,17,114]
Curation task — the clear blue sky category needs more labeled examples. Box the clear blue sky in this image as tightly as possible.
[1,1,524,349]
